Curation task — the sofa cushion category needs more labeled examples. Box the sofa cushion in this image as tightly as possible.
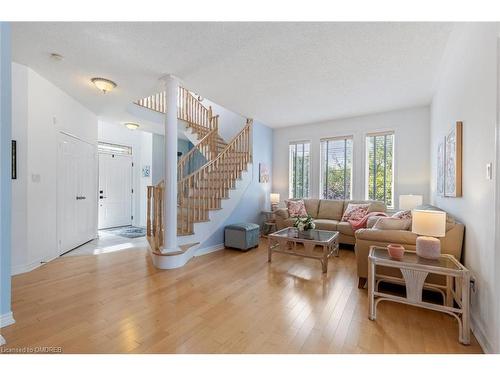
[336,221,355,237]
[355,228,418,245]
[344,200,386,214]
[303,199,320,217]
[317,200,344,220]
[373,217,411,231]
[286,199,307,217]
[313,219,338,231]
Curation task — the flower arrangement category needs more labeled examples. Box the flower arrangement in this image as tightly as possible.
[294,215,315,232]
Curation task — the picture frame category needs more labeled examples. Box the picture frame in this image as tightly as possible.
[437,138,445,196]
[11,140,17,180]
[444,121,463,197]
[259,163,269,183]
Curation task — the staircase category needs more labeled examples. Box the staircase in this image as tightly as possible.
[140,88,253,255]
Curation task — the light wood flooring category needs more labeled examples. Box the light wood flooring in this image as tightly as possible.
[0,239,483,353]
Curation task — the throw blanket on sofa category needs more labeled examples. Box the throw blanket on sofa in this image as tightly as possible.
[348,212,387,231]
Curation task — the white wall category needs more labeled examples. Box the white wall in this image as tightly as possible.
[98,121,152,228]
[272,106,430,208]
[11,62,98,274]
[430,23,499,353]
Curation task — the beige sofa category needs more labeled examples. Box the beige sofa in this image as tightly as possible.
[274,199,386,245]
[354,204,465,288]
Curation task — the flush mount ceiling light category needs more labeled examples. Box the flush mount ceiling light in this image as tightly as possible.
[91,77,117,93]
[125,122,140,130]
[50,53,64,61]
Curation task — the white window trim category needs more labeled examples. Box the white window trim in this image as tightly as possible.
[288,140,311,199]
[319,135,354,200]
[363,130,396,209]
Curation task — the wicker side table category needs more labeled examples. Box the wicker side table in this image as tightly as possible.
[368,246,471,345]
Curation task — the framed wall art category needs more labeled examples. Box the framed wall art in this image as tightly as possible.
[444,121,463,197]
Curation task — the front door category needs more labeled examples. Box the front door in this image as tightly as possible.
[98,152,132,229]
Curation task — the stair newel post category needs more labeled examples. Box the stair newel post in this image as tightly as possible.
[147,186,152,237]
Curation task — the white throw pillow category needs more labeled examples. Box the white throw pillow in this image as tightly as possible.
[373,217,411,231]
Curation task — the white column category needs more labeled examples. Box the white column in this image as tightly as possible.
[162,75,180,253]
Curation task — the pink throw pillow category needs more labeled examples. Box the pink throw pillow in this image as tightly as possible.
[286,199,307,217]
[341,203,370,222]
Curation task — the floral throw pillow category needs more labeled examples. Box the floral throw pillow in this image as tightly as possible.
[286,199,307,217]
[392,210,412,220]
[341,203,370,222]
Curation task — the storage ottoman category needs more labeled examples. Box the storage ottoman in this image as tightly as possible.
[224,223,260,250]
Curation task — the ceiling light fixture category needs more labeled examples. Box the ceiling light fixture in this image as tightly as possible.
[91,77,117,94]
[50,53,64,61]
[125,122,140,130]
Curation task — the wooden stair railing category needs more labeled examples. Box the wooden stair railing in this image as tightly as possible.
[135,87,216,130]
[146,119,253,251]
[177,119,252,235]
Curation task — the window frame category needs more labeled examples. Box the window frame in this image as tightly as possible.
[364,131,395,208]
[288,140,311,199]
[319,135,353,200]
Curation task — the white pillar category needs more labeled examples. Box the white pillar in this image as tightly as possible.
[162,75,180,253]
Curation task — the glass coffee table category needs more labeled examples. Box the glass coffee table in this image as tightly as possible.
[268,227,339,273]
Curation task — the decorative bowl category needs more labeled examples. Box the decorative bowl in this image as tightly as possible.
[387,244,405,260]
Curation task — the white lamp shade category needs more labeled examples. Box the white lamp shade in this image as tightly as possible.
[270,193,280,204]
[399,194,423,210]
[412,210,446,237]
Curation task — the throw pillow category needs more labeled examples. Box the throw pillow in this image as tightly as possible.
[392,210,412,220]
[341,203,370,222]
[373,217,411,230]
[286,199,307,217]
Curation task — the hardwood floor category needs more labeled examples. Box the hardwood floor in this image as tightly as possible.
[1,239,483,354]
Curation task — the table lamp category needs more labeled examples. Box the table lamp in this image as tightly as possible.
[411,209,446,259]
[399,194,423,210]
[270,193,280,211]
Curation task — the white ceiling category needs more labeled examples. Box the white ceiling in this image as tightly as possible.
[11,22,454,128]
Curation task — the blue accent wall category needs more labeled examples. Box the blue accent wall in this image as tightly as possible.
[0,22,12,316]
[201,120,273,247]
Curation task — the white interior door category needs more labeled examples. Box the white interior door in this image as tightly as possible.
[57,133,98,254]
[98,152,132,229]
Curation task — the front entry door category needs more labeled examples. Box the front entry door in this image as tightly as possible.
[98,153,132,229]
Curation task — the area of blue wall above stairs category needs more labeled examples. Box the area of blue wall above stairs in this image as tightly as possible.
[200,120,273,249]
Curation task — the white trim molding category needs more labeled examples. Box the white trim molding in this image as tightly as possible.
[471,313,493,354]
[0,311,15,328]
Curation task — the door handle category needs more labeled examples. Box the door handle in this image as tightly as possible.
[76,196,87,200]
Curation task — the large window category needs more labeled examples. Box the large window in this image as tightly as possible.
[289,142,310,198]
[320,136,353,200]
[366,132,394,207]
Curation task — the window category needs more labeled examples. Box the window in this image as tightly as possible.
[366,132,394,207]
[320,136,353,200]
[289,142,310,198]
[98,142,132,156]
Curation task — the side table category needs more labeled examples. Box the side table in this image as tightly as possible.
[368,246,471,345]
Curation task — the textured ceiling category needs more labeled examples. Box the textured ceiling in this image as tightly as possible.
[11,22,454,128]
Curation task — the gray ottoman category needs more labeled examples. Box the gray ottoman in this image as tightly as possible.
[224,223,260,250]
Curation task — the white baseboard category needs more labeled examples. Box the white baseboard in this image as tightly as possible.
[0,335,6,346]
[12,254,58,276]
[471,313,493,353]
[0,311,15,328]
[195,243,225,257]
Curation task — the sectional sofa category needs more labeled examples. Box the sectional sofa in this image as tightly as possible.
[274,198,386,245]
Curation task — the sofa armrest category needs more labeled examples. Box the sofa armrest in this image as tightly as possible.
[355,228,417,245]
[274,208,289,220]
